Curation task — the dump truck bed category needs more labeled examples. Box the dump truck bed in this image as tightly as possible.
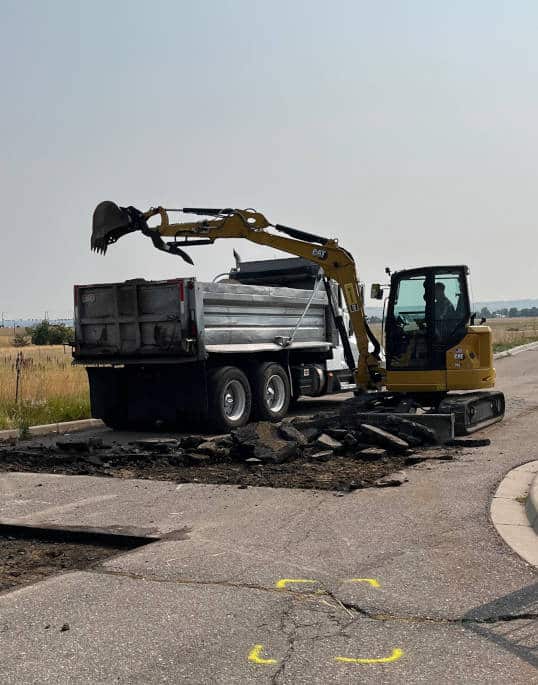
[73,277,336,363]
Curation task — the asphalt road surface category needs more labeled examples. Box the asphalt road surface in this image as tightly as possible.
[0,351,537,683]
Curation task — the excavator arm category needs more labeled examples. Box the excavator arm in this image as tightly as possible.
[91,202,383,390]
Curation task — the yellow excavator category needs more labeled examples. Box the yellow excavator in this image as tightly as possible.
[91,201,504,434]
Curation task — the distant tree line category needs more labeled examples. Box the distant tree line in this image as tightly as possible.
[479,306,538,319]
[13,320,74,346]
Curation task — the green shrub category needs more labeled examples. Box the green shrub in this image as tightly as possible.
[12,334,31,347]
[27,321,73,346]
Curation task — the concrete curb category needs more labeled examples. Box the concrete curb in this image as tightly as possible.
[0,418,104,442]
[493,340,538,360]
[525,471,538,535]
[490,461,538,568]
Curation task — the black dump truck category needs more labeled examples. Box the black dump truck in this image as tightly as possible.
[74,258,363,431]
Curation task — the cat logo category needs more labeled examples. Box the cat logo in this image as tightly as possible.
[312,247,328,260]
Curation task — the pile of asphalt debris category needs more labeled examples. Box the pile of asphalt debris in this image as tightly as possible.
[0,398,489,491]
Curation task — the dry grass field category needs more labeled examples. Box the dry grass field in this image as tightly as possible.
[488,317,538,352]
[0,327,27,347]
[369,317,538,353]
[0,346,89,431]
[0,318,536,432]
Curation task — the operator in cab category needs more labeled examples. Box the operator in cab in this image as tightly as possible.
[434,282,457,339]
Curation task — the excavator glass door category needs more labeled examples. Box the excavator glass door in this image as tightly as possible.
[385,266,470,372]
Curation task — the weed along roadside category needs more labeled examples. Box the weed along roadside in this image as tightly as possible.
[0,346,90,433]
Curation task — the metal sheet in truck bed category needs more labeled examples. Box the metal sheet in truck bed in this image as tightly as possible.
[197,281,334,349]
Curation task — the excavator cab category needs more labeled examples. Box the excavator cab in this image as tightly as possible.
[385,265,496,395]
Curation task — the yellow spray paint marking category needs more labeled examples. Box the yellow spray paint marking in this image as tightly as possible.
[248,644,278,665]
[345,578,381,588]
[275,578,318,589]
[335,647,403,665]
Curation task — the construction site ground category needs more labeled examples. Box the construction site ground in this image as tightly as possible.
[0,392,453,491]
[0,351,537,683]
[0,450,410,490]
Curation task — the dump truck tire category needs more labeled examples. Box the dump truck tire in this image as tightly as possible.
[207,366,252,432]
[252,362,291,422]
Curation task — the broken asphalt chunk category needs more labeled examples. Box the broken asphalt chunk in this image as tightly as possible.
[375,470,408,487]
[196,440,227,458]
[357,446,387,459]
[315,433,343,451]
[132,438,180,453]
[306,450,334,461]
[231,422,299,463]
[179,436,205,449]
[359,424,409,453]
[278,423,308,446]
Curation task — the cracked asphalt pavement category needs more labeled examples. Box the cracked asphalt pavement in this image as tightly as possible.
[1,351,537,683]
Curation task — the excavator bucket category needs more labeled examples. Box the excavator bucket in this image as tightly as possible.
[91,201,138,254]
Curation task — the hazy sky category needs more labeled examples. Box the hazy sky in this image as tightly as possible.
[2,0,538,318]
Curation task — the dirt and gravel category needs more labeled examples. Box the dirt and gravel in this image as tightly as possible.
[0,531,142,594]
[0,400,465,491]
[0,446,417,490]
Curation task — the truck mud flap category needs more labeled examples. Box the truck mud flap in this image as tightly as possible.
[438,391,505,436]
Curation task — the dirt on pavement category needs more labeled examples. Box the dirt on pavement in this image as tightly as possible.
[0,442,455,491]
[0,398,467,491]
[0,531,143,594]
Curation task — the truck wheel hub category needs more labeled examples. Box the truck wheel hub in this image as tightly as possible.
[265,375,286,413]
[223,380,246,421]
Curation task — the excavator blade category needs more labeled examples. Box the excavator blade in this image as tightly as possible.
[91,201,139,254]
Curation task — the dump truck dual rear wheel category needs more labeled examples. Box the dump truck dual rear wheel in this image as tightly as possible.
[251,362,291,422]
[207,366,253,432]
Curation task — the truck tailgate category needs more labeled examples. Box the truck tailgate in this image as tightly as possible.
[74,279,191,358]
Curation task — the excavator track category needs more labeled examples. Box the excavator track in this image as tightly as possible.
[437,391,505,436]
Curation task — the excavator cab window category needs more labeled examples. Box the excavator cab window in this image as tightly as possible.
[386,266,470,371]
[386,274,429,370]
